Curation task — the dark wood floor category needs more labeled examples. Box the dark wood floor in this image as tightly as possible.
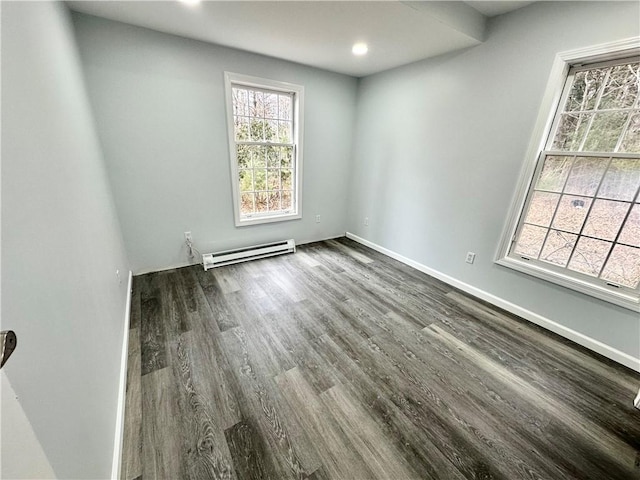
[121,237,640,480]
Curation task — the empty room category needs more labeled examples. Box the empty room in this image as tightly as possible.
[2,1,640,479]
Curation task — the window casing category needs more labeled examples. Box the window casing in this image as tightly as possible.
[224,72,304,226]
[497,39,640,311]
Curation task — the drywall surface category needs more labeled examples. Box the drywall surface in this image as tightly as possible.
[0,373,56,479]
[1,2,130,478]
[348,1,640,358]
[72,13,358,274]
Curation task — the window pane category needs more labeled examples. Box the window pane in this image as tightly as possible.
[599,63,639,110]
[282,190,293,210]
[254,169,266,191]
[239,170,253,192]
[236,144,252,168]
[280,146,293,167]
[240,193,255,215]
[249,90,264,118]
[540,230,577,266]
[618,203,640,247]
[551,195,592,233]
[250,119,265,142]
[567,237,612,276]
[583,112,627,152]
[255,192,268,212]
[281,169,292,190]
[536,155,573,192]
[232,88,248,116]
[267,169,280,190]
[514,224,548,258]
[263,92,278,119]
[278,95,292,120]
[563,157,608,196]
[582,199,630,241]
[265,120,278,142]
[524,191,560,227]
[234,117,249,141]
[566,69,607,112]
[279,121,292,143]
[597,158,640,201]
[620,113,640,153]
[252,146,266,168]
[552,113,592,151]
[268,191,281,211]
[266,146,279,168]
[600,244,640,288]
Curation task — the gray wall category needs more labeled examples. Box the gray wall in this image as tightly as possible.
[71,13,358,274]
[347,1,640,358]
[1,2,130,478]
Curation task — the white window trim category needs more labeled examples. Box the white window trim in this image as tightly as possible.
[224,72,304,227]
[495,37,640,312]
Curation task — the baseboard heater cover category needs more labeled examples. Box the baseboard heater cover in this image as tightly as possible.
[203,239,296,270]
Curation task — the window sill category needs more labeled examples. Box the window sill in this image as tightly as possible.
[496,256,640,312]
[235,211,301,227]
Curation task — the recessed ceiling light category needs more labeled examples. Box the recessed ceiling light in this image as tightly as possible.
[178,0,201,5]
[352,43,368,56]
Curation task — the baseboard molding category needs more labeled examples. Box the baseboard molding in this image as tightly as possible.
[112,271,133,480]
[346,232,640,373]
[136,258,206,276]
[298,234,346,247]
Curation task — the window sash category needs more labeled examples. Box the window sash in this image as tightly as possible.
[236,143,298,219]
[508,151,640,292]
[545,60,640,154]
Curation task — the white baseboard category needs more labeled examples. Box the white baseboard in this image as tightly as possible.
[112,271,133,480]
[297,234,346,247]
[346,232,640,373]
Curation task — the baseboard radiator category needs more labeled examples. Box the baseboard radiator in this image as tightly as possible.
[203,239,296,270]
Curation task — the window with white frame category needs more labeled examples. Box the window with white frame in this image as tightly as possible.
[497,42,640,310]
[224,72,304,226]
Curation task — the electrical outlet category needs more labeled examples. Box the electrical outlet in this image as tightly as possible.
[364,217,369,226]
[184,231,192,243]
[465,252,476,264]
[316,215,321,223]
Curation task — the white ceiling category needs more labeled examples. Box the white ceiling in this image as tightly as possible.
[66,1,534,77]
[465,1,534,16]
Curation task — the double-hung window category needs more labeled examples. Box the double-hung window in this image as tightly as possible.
[497,41,640,310]
[224,72,304,226]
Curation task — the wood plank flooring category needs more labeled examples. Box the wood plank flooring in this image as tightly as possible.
[121,237,640,480]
